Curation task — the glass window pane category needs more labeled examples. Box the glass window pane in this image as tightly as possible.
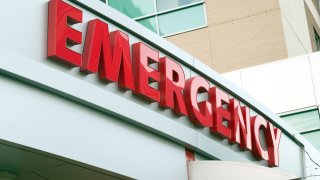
[108,0,155,18]
[158,5,206,36]
[281,109,320,132]
[156,0,203,12]
[137,17,157,33]
[302,131,320,150]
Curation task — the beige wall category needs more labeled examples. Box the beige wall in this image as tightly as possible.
[166,28,213,67]
[166,0,288,73]
[210,9,287,72]
[205,0,280,25]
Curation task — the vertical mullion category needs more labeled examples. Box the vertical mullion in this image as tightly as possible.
[202,3,208,27]
[155,16,160,35]
[153,0,160,35]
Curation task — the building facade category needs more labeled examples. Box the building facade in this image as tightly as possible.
[0,0,320,180]
[104,0,320,161]
[104,0,320,73]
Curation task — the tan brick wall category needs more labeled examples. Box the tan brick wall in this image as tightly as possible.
[166,0,288,73]
[166,28,213,67]
[210,9,287,72]
[205,0,280,26]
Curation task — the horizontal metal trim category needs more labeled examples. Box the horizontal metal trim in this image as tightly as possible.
[134,1,205,21]
[278,106,318,116]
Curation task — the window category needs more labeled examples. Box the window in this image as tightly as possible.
[281,109,320,132]
[107,0,207,36]
[302,130,320,150]
[108,0,155,18]
[155,0,203,11]
[157,5,206,36]
[314,28,320,51]
[280,108,320,150]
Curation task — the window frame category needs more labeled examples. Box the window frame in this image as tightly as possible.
[301,129,320,150]
[105,0,207,37]
[279,106,320,133]
[280,107,320,150]
[132,1,205,21]
[157,3,208,37]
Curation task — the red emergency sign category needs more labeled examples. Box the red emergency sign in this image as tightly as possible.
[47,0,281,167]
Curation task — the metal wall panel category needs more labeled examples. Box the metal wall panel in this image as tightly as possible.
[240,55,316,114]
[0,76,188,180]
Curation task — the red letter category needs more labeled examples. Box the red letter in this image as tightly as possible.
[266,123,281,167]
[82,19,111,74]
[184,77,212,127]
[229,99,252,150]
[251,116,269,161]
[159,57,187,116]
[48,0,82,66]
[132,43,160,102]
[210,87,231,139]
[82,20,134,90]
[108,31,135,90]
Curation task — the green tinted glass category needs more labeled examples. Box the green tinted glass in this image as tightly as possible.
[156,0,203,12]
[281,109,320,132]
[302,131,320,150]
[158,4,206,36]
[137,17,157,33]
[108,0,155,18]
